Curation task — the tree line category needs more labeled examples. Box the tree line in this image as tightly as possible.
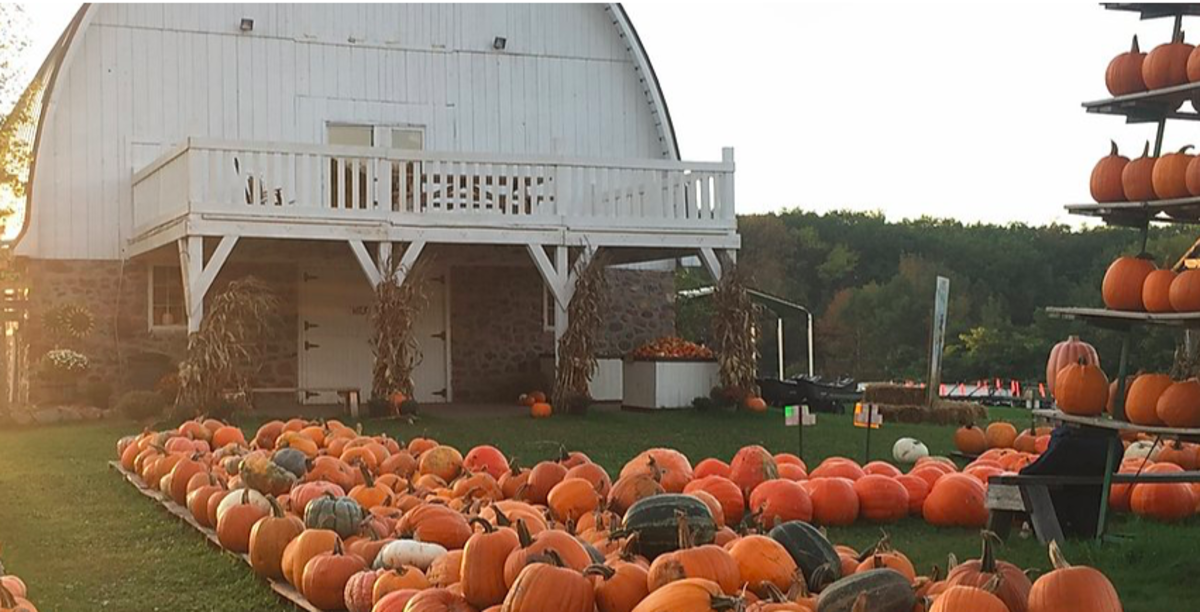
[677,210,1197,386]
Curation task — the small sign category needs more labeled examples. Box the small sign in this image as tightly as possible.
[785,405,816,427]
[853,402,883,429]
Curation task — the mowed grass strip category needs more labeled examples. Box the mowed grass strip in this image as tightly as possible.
[0,407,1196,611]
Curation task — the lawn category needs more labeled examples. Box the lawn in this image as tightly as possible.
[1,406,1198,611]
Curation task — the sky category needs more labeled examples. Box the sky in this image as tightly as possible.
[11,1,1187,227]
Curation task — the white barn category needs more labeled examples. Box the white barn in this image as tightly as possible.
[10,3,739,406]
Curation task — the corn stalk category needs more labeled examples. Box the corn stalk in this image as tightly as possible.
[177,277,280,413]
[552,251,607,412]
[711,262,759,400]
[371,255,432,400]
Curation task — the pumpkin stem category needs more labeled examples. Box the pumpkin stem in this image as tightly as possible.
[0,583,15,608]
[710,594,745,611]
[516,518,534,548]
[979,530,1000,573]
[762,582,788,603]
[1131,34,1140,53]
[333,537,344,556]
[1180,145,1195,155]
[1109,140,1119,157]
[468,516,496,534]
[1048,540,1072,570]
[947,552,959,569]
[492,505,512,528]
[1140,141,1150,158]
[360,463,375,488]
[583,563,616,580]
[266,494,285,518]
[982,572,1004,595]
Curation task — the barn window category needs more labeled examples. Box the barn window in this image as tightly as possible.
[542,284,556,331]
[388,127,424,151]
[149,266,186,329]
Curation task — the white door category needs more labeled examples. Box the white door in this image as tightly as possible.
[298,263,449,404]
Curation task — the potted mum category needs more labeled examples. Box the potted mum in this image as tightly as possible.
[38,349,90,403]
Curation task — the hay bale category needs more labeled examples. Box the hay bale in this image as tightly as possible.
[863,383,926,406]
[869,400,987,425]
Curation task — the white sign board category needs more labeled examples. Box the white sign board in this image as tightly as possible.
[784,405,816,426]
[927,276,951,405]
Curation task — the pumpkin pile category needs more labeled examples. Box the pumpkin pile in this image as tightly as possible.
[517,391,553,419]
[0,548,37,612]
[115,417,1101,612]
[630,337,715,360]
[953,422,1048,456]
[1100,253,1200,314]
[1112,436,1200,523]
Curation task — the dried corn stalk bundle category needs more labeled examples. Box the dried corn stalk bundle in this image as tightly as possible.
[371,255,432,400]
[711,263,759,401]
[553,250,607,413]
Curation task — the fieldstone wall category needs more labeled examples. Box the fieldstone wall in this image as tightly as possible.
[450,264,676,402]
[23,253,299,404]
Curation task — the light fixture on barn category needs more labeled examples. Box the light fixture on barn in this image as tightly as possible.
[492,36,507,51]
[239,18,254,32]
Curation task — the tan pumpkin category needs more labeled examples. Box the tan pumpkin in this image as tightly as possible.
[1101,255,1157,311]
[1045,336,1101,395]
[1122,141,1158,201]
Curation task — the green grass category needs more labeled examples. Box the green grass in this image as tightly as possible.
[1,407,1198,611]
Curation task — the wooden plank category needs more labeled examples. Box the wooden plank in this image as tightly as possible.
[985,483,1027,512]
[1033,409,1200,440]
[990,471,1200,485]
[108,462,321,612]
[1021,485,1065,546]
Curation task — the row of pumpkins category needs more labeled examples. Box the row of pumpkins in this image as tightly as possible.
[1105,33,1200,97]
[1090,140,1200,204]
[0,556,35,612]
[1046,334,1200,428]
[1101,253,1200,315]
[112,418,1119,612]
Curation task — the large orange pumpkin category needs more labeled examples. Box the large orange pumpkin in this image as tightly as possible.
[808,477,859,526]
[1143,269,1178,312]
[249,497,305,580]
[1090,140,1129,203]
[852,474,910,523]
[1144,31,1194,90]
[984,422,1018,449]
[1124,373,1172,425]
[301,540,367,611]
[460,519,519,608]
[587,563,651,612]
[1131,469,1196,522]
[953,425,987,455]
[923,474,987,527]
[1153,145,1196,199]
[1053,360,1109,416]
[1169,269,1200,312]
[943,532,1032,612]
[748,479,813,527]
[728,445,779,498]
[683,476,745,527]
[1123,141,1157,201]
[1102,255,1156,311]
[894,474,929,516]
[1157,378,1200,427]
[727,535,798,592]
[1108,35,1147,95]
[1027,542,1123,612]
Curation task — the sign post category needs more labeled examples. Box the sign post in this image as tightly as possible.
[854,402,882,462]
[785,405,814,460]
[927,276,951,407]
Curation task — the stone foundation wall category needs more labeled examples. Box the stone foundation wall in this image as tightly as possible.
[24,254,299,403]
[449,264,676,402]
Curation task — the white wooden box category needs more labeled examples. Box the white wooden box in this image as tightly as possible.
[539,356,624,402]
[623,359,719,410]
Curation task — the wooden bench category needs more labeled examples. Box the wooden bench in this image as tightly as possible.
[986,471,1200,544]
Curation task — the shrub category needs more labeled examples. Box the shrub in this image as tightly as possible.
[115,390,167,420]
[399,398,421,416]
[81,380,113,409]
[366,397,391,418]
[559,391,592,416]
[692,396,717,412]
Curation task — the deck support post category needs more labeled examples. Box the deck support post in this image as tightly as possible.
[528,244,593,367]
[350,240,426,288]
[177,235,239,333]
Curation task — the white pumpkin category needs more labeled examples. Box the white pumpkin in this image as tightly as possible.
[376,539,448,571]
[215,487,270,523]
[1124,440,1157,462]
[892,437,929,464]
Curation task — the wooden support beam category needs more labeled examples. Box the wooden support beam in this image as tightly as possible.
[349,240,381,287]
[394,240,427,286]
[178,235,239,333]
[699,247,722,281]
[527,244,568,308]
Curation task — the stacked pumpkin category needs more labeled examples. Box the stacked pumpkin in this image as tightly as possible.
[954,422,1050,457]
[1110,437,1200,522]
[118,418,1084,612]
[1090,138,1200,205]
[1101,253,1200,315]
[517,391,553,419]
[0,552,37,612]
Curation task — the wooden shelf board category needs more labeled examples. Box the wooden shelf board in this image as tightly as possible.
[1044,306,1200,328]
[1033,409,1200,441]
[1065,198,1200,226]
[1101,2,1200,20]
[1083,80,1200,124]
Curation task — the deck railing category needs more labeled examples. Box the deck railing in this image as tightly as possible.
[132,139,735,236]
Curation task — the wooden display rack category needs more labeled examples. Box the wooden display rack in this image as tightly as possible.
[1037,3,1200,542]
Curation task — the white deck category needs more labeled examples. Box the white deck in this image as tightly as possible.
[128,139,738,255]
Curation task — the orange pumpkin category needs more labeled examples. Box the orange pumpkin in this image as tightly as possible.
[1046,336,1101,394]
[216,489,270,554]
[1102,255,1156,311]
[586,563,650,612]
[301,540,367,611]
[749,479,814,527]
[930,585,1008,612]
[984,422,1018,449]
[1053,360,1109,416]
[1028,542,1122,612]
[693,458,731,480]
[728,445,779,497]
[683,476,745,527]
[727,535,798,592]
[943,532,1032,612]
[1143,269,1177,312]
[249,496,305,580]
[744,396,768,413]
[894,474,929,517]
[852,475,910,523]
[372,567,430,604]
[1154,145,1196,199]
[459,519,519,608]
[808,477,859,526]
[809,457,864,481]
[647,517,741,595]
[283,529,341,587]
[1144,31,1194,90]
[1108,35,1147,96]
[1090,140,1129,203]
[547,477,601,523]
[953,425,987,455]
[1123,141,1158,201]
[1170,269,1200,312]
[1157,378,1200,427]
[1125,373,1172,425]
[923,474,987,527]
[530,402,553,418]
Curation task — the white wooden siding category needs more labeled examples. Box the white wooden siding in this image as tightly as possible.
[20,3,670,260]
